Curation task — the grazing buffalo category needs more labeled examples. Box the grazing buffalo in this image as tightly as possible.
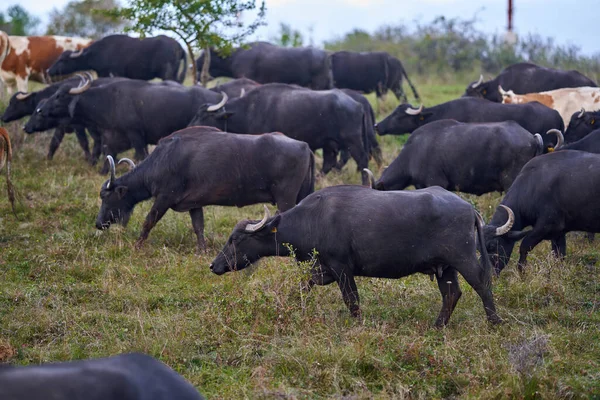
[96,127,315,251]
[375,97,565,148]
[365,120,552,195]
[47,34,188,83]
[188,83,369,178]
[25,74,221,170]
[209,77,260,98]
[4,75,125,163]
[210,185,502,326]
[559,128,600,153]
[331,51,420,102]
[481,150,600,273]
[564,109,600,142]
[464,62,597,102]
[196,42,333,89]
[500,86,600,128]
[0,353,205,400]
[0,127,16,214]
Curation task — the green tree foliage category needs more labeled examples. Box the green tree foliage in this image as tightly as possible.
[271,22,303,48]
[0,5,40,35]
[46,0,127,39]
[105,0,266,84]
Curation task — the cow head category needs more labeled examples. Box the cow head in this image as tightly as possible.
[210,205,281,275]
[463,75,501,102]
[482,205,528,274]
[2,92,38,123]
[188,92,232,128]
[375,104,433,135]
[96,156,138,230]
[23,99,62,133]
[47,49,89,77]
[565,108,599,143]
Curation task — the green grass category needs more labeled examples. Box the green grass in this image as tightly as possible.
[1,81,599,399]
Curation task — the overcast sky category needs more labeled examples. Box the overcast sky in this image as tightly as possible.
[4,0,599,56]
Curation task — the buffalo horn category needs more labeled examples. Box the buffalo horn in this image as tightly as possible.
[578,108,585,119]
[106,155,116,189]
[362,168,376,189]
[471,74,484,88]
[404,104,423,116]
[240,88,246,98]
[16,92,32,100]
[495,205,514,236]
[70,49,84,58]
[207,92,228,112]
[534,133,543,151]
[118,158,136,170]
[69,74,92,95]
[546,129,563,150]
[245,205,271,232]
[498,85,508,96]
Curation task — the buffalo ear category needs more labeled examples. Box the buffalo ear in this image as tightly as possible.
[420,111,433,121]
[506,230,528,241]
[115,186,128,199]
[217,111,234,120]
[68,96,80,118]
[267,214,281,233]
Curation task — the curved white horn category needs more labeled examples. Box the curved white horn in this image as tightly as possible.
[70,49,84,58]
[578,108,586,119]
[498,85,508,96]
[471,74,484,88]
[207,91,228,112]
[118,158,136,170]
[245,205,272,232]
[404,104,423,116]
[362,168,376,188]
[240,88,246,98]
[495,205,515,236]
[16,92,33,100]
[546,129,564,150]
[69,74,92,95]
[106,155,116,189]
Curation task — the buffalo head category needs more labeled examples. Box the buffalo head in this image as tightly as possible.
[375,104,432,135]
[188,92,232,128]
[463,75,501,102]
[482,205,529,274]
[2,91,37,123]
[210,205,280,275]
[565,108,599,143]
[47,49,89,77]
[96,155,138,230]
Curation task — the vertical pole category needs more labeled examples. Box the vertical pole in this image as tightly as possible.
[508,0,513,32]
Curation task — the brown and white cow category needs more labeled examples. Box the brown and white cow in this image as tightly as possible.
[500,85,600,128]
[0,35,92,94]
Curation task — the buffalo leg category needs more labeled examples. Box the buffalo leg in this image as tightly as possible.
[336,150,350,170]
[457,261,502,324]
[135,198,170,249]
[73,126,92,162]
[551,234,567,259]
[434,267,462,327]
[303,264,335,293]
[330,264,360,317]
[89,127,103,165]
[322,146,338,175]
[517,230,547,272]
[47,127,66,160]
[189,208,206,252]
[347,140,369,172]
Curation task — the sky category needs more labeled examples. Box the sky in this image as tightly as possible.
[3,0,599,56]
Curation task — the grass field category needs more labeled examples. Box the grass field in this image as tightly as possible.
[0,81,599,399]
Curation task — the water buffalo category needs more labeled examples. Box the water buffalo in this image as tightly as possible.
[464,62,597,102]
[564,109,600,142]
[210,185,503,327]
[25,74,221,171]
[48,34,188,83]
[366,120,553,195]
[482,150,600,273]
[196,42,333,89]
[188,83,370,179]
[5,75,125,163]
[559,127,600,153]
[331,51,420,102]
[0,353,205,400]
[375,97,564,148]
[209,77,261,98]
[96,126,315,251]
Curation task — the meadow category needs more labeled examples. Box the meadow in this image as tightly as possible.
[0,80,599,399]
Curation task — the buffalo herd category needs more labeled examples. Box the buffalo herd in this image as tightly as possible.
[1,32,600,397]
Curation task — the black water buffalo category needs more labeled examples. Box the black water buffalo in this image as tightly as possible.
[375,97,565,147]
[96,126,314,251]
[366,120,552,195]
[481,150,600,273]
[25,75,221,171]
[48,34,188,83]
[559,128,600,152]
[188,83,369,178]
[209,77,261,98]
[331,51,420,102]
[5,75,125,163]
[0,353,205,400]
[196,42,333,89]
[210,185,502,326]
[464,62,597,102]
[564,109,600,142]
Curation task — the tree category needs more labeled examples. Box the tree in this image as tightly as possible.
[106,0,266,85]
[46,0,126,39]
[0,5,40,35]
[271,22,303,48]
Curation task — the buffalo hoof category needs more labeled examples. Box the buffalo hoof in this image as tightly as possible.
[134,239,145,250]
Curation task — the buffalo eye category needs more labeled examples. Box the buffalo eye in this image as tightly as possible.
[36,108,41,113]
[419,116,424,121]
[591,118,595,125]
[482,89,487,94]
